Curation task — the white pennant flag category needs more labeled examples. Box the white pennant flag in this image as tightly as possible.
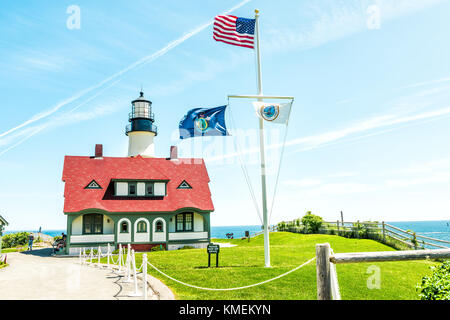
[252,101,292,124]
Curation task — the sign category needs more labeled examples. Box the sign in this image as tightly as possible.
[207,244,220,254]
[207,243,220,267]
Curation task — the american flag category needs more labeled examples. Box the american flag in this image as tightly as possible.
[213,15,255,49]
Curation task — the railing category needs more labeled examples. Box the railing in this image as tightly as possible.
[125,122,158,135]
[316,243,450,300]
[129,111,154,121]
[249,225,278,238]
[168,231,208,241]
[278,219,449,250]
[70,234,114,244]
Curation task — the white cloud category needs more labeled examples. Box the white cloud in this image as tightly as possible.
[284,179,322,188]
[0,0,252,148]
[265,0,448,53]
[386,172,450,188]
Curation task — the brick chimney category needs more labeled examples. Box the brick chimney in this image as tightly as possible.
[95,144,103,158]
[170,146,178,160]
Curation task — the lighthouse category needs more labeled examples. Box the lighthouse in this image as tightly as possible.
[125,91,157,157]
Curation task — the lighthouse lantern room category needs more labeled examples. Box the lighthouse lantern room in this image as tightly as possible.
[126,91,157,157]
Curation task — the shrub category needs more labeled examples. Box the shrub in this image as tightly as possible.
[151,245,164,252]
[417,260,450,300]
[178,245,195,250]
[1,232,30,248]
[85,249,99,255]
[301,212,323,234]
[112,248,128,254]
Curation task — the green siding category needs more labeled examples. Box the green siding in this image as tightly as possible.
[65,209,212,253]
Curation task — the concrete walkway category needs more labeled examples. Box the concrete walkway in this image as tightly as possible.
[0,248,149,300]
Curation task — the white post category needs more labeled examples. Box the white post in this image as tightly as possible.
[107,243,110,269]
[79,249,82,264]
[82,247,86,264]
[98,246,101,266]
[89,247,93,264]
[118,244,122,272]
[128,249,142,297]
[143,253,148,300]
[255,8,270,268]
[124,244,132,282]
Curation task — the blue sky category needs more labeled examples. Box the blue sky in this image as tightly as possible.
[1,0,450,230]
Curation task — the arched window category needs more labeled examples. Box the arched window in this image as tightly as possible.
[155,220,164,233]
[120,221,129,233]
[137,221,147,233]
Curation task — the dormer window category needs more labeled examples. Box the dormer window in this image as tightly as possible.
[114,181,166,197]
[146,182,154,195]
[128,182,137,196]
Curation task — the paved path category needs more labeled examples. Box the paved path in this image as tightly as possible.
[0,248,150,300]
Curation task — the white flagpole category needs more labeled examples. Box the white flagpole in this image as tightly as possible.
[254,9,270,268]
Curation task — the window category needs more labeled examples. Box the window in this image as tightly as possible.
[128,182,136,196]
[137,221,147,233]
[120,221,129,233]
[146,182,153,196]
[155,220,164,232]
[175,213,194,232]
[83,214,103,235]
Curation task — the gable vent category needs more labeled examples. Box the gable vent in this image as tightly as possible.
[177,180,192,189]
[85,180,102,189]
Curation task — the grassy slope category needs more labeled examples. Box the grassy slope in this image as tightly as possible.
[123,232,436,300]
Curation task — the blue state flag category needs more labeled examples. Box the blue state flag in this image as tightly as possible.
[179,105,229,139]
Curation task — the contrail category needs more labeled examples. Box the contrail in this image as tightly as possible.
[0,0,252,140]
[204,105,450,162]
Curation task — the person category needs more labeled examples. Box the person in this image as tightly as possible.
[28,233,34,251]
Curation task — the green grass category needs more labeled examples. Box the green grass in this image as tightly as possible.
[101,232,437,300]
[0,247,25,253]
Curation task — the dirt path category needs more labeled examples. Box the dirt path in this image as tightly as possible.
[0,248,148,300]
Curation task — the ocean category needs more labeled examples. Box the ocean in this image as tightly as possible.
[4,220,450,242]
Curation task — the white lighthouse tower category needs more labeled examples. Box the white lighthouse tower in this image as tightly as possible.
[125,91,157,157]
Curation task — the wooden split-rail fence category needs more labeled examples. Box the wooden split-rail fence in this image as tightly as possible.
[278,220,450,250]
[316,243,450,300]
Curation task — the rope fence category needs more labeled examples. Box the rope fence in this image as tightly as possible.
[80,243,316,297]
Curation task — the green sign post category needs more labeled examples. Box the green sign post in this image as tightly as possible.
[207,243,220,268]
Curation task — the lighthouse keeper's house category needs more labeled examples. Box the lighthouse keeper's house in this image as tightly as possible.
[61,92,214,255]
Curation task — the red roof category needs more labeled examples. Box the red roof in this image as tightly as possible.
[62,155,214,213]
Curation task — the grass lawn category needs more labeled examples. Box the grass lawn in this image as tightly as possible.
[105,232,437,300]
[0,247,25,253]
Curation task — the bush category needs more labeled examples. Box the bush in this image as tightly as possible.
[417,260,450,300]
[85,249,99,255]
[1,232,30,248]
[301,212,323,234]
[178,245,195,250]
[151,245,165,252]
[111,248,128,254]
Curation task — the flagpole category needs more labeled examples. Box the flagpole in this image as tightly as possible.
[255,9,270,268]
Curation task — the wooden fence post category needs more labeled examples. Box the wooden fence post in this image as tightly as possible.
[316,243,332,300]
[382,222,386,243]
[337,220,340,234]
